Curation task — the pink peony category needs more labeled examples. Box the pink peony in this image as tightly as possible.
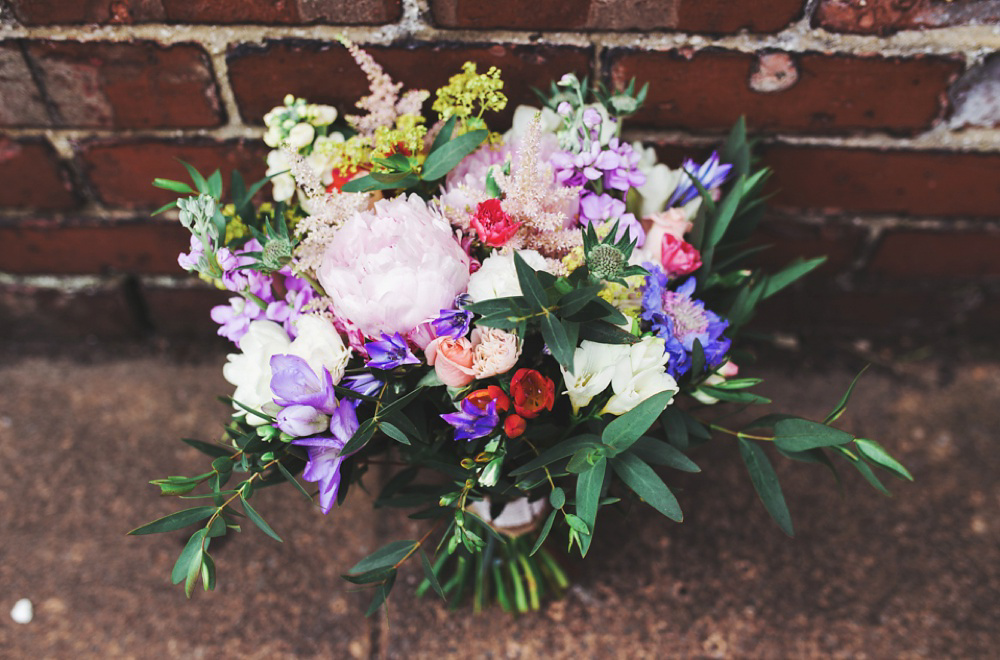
[317,194,470,339]
[425,336,476,387]
[641,208,692,265]
[660,234,702,277]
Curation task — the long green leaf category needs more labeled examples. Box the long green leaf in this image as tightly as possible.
[602,390,675,454]
[513,251,548,312]
[855,438,912,481]
[171,529,208,584]
[774,418,854,452]
[761,257,826,299]
[181,437,234,458]
[738,438,793,536]
[128,506,216,535]
[420,550,446,600]
[179,160,208,194]
[340,417,377,456]
[509,435,601,476]
[610,452,683,521]
[824,366,870,424]
[153,178,195,194]
[707,174,745,247]
[575,457,606,556]
[629,437,700,472]
[240,494,283,542]
[541,314,574,373]
[421,129,488,181]
[530,509,558,556]
[349,540,418,574]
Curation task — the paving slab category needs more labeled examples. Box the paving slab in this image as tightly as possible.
[0,350,997,658]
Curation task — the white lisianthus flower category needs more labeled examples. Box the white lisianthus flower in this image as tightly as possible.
[222,317,351,425]
[560,340,630,412]
[287,122,316,149]
[602,336,678,416]
[287,315,351,386]
[222,320,292,425]
[466,250,549,303]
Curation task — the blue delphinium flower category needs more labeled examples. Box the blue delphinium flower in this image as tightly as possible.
[430,308,473,340]
[365,333,420,370]
[641,267,731,378]
[666,151,733,208]
[441,398,499,442]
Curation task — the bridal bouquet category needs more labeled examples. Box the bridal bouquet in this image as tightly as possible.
[131,41,911,614]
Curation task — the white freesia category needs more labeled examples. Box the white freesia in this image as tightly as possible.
[466,250,549,303]
[560,340,630,412]
[222,317,351,425]
[602,336,678,416]
[222,320,292,425]
[266,150,295,202]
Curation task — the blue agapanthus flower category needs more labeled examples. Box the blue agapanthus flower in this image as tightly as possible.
[667,151,733,208]
[641,268,731,378]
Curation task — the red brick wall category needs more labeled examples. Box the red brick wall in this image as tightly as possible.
[1,0,999,343]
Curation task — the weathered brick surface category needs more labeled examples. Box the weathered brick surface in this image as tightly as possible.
[815,0,1000,35]
[0,280,142,341]
[0,43,50,126]
[762,146,1000,217]
[949,53,1000,129]
[78,138,267,209]
[749,217,866,275]
[0,138,79,210]
[143,285,230,337]
[609,50,961,134]
[7,0,402,25]
[227,41,592,125]
[430,0,804,33]
[0,221,190,275]
[868,229,1000,278]
[26,41,223,128]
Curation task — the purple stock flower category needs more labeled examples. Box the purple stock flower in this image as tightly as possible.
[641,268,731,378]
[667,151,733,208]
[291,399,360,514]
[579,192,645,245]
[430,308,473,340]
[269,354,337,412]
[177,234,204,272]
[441,398,499,442]
[365,333,420,370]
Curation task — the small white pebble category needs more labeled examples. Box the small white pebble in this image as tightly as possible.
[10,598,32,624]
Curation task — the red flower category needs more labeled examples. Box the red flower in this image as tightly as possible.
[467,385,511,414]
[504,414,526,438]
[509,368,555,419]
[471,199,522,247]
[326,166,359,193]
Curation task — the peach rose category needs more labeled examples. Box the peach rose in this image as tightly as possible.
[425,336,476,387]
[641,208,692,265]
[471,327,522,379]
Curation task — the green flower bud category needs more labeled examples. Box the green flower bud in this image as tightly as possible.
[261,238,293,270]
[587,243,626,280]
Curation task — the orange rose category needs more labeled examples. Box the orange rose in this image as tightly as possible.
[425,336,475,387]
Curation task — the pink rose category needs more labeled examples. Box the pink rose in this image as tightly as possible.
[660,234,702,277]
[471,327,522,379]
[642,208,692,265]
[425,337,476,387]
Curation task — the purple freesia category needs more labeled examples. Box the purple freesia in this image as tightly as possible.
[441,398,499,442]
[269,354,337,412]
[276,404,329,437]
[291,400,360,513]
[340,373,384,409]
[430,308,473,340]
[667,151,733,208]
[365,333,420,370]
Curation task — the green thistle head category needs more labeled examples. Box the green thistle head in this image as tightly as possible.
[587,243,626,281]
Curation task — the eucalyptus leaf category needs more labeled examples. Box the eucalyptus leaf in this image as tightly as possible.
[171,529,208,585]
[349,540,418,574]
[128,506,217,535]
[602,390,675,454]
[610,453,683,521]
[738,438,793,536]
[575,457,606,556]
[240,494,283,542]
[856,438,912,481]
[774,418,854,452]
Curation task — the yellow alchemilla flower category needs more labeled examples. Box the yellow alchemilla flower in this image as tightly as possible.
[433,62,507,124]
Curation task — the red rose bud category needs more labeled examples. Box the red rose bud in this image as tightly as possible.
[504,414,527,438]
[660,233,702,277]
[471,199,522,247]
[509,368,555,419]
[466,385,511,414]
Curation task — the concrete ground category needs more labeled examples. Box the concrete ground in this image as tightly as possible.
[0,341,997,658]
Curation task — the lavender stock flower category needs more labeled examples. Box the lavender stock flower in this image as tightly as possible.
[441,398,499,442]
[365,333,420,370]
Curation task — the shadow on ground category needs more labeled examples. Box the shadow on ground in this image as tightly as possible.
[0,344,997,658]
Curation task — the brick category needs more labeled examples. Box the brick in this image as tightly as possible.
[0,280,142,341]
[815,0,1000,36]
[609,49,961,134]
[143,285,231,338]
[949,52,1000,129]
[7,0,401,25]
[0,43,50,126]
[430,0,802,33]
[26,41,223,128]
[762,146,1000,217]
[227,41,592,126]
[0,220,191,275]
[0,138,79,210]
[868,229,1000,278]
[78,138,267,209]
[748,217,866,276]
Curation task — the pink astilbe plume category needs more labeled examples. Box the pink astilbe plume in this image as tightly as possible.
[339,37,429,135]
